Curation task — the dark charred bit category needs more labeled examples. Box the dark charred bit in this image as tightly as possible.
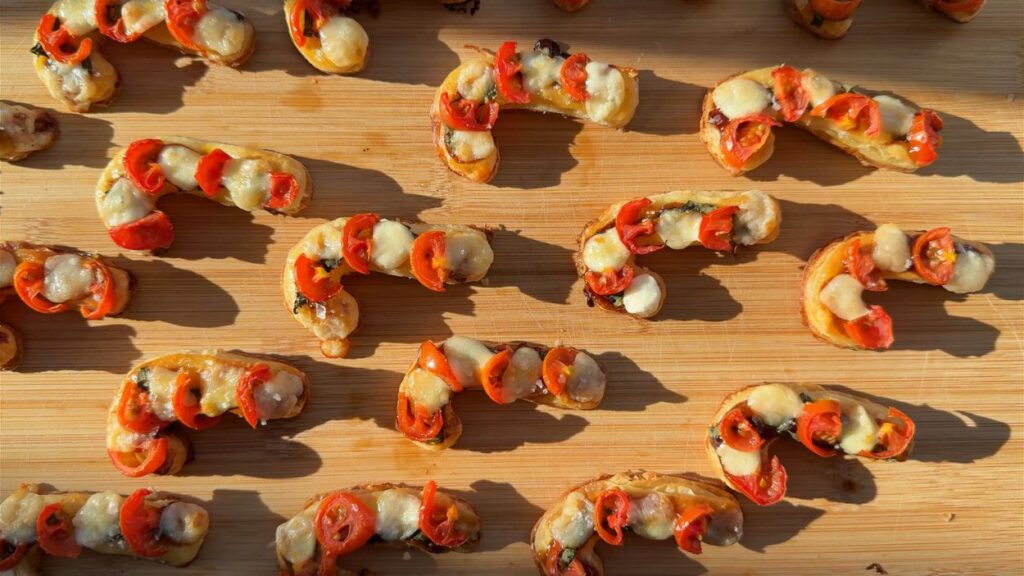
[865,563,888,575]
[444,0,480,15]
[35,111,58,134]
[534,38,568,58]
[708,108,729,131]
[810,12,825,28]
[799,392,814,403]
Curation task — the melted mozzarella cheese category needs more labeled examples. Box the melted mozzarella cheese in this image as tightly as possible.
[254,370,304,421]
[521,52,563,93]
[800,71,837,107]
[945,246,994,294]
[404,368,453,413]
[276,507,316,565]
[820,274,869,321]
[627,492,676,540]
[197,361,246,415]
[443,230,493,281]
[318,16,369,69]
[221,158,270,211]
[144,366,181,422]
[622,273,662,318]
[873,95,915,138]
[0,491,43,544]
[716,443,762,477]
[456,59,495,101]
[566,352,605,403]
[374,489,421,541]
[99,178,156,227]
[53,0,97,36]
[501,346,542,402]
[157,145,202,191]
[194,6,249,59]
[0,249,17,288]
[735,191,777,245]
[302,223,343,261]
[43,253,94,303]
[370,220,414,270]
[121,0,165,36]
[73,491,123,548]
[871,224,911,273]
[746,384,804,427]
[548,492,594,549]
[107,426,148,452]
[582,229,630,273]
[448,129,496,163]
[584,62,625,124]
[655,209,702,249]
[45,57,115,108]
[712,78,771,120]
[159,502,208,544]
[442,336,493,389]
[838,404,879,454]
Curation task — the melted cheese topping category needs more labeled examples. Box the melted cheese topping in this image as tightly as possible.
[194,6,249,59]
[144,366,181,421]
[443,230,494,280]
[369,220,414,270]
[501,346,542,402]
[53,0,97,36]
[566,352,605,403]
[0,491,43,544]
[838,404,879,454]
[374,489,421,541]
[871,224,911,273]
[873,95,915,138]
[276,507,316,565]
[945,246,994,294]
[197,361,247,415]
[99,178,156,227]
[43,253,94,303]
[318,16,369,70]
[159,502,208,544]
[584,62,625,124]
[448,129,496,163]
[46,58,111,109]
[622,273,661,318]
[456,59,495,101]
[735,190,778,245]
[712,78,771,120]
[221,158,271,211]
[582,229,630,273]
[746,384,804,427]
[655,209,702,249]
[107,426,148,452]
[0,249,15,288]
[627,492,676,540]
[404,368,453,412]
[820,274,869,321]
[302,222,343,261]
[442,336,493,389]
[157,145,201,191]
[254,371,304,421]
[716,442,762,477]
[121,0,165,35]
[521,52,563,93]
[801,71,837,107]
[548,491,594,549]
[73,491,123,548]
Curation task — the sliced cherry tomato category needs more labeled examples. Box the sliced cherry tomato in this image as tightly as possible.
[164,0,207,52]
[117,378,165,434]
[315,492,375,558]
[124,139,166,195]
[720,114,781,169]
[593,488,630,546]
[396,391,444,442]
[439,92,499,132]
[120,489,165,557]
[108,437,169,478]
[80,260,116,320]
[864,407,915,459]
[173,370,222,430]
[265,172,300,211]
[36,14,93,65]
[294,254,342,303]
[845,238,887,292]
[36,503,82,558]
[584,263,635,297]
[543,540,587,576]
[810,93,881,137]
[727,454,787,506]
[480,347,513,405]
[772,65,810,122]
[410,231,449,292]
[673,503,713,555]
[288,0,343,47]
[194,148,230,197]
[109,210,175,251]
[236,364,271,429]
[0,540,28,571]
[342,213,380,275]
[13,261,69,314]
[419,480,469,548]
[907,110,943,167]
[419,340,461,393]
[809,0,863,20]
[495,41,530,104]
[95,0,141,42]
[698,206,738,252]
[842,305,894,350]
[719,406,765,452]
[796,399,843,457]
[933,0,984,15]
[560,53,590,102]
[615,198,664,255]
[541,346,578,397]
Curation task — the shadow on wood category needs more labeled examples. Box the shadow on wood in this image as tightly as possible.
[4,108,114,170]
[486,227,576,305]
[740,500,826,553]
[775,440,879,505]
[596,350,688,412]
[629,70,703,136]
[489,111,585,189]
[114,258,240,328]
[152,194,276,263]
[452,479,545,553]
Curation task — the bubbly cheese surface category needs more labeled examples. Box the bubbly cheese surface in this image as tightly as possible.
[0,249,15,288]
[735,191,777,245]
[584,62,625,124]
[443,336,493,389]
[800,71,838,107]
[276,507,316,565]
[448,129,496,163]
[871,224,911,273]
[820,274,869,321]
[627,492,676,541]
[194,6,249,59]
[873,95,915,138]
[144,366,181,421]
[443,230,493,280]
[622,273,662,317]
[43,253,94,303]
[548,491,594,549]
[53,0,97,36]
[370,220,415,270]
[221,158,271,211]
[318,16,369,70]
[254,371,304,421]
[655,209,702,249]
[73,491,123,549]
[945,246,994,294]
[501,346,542,401]
[404,367,453,412]
[121,0,166,35]
[582,229,630,273]
[746,384,803,427]
[712,78,771,119]
[521,52,563,93]
[0,491,43,544]
[566,352,605,403]
[456,59,495,101]
[100,178,156,227]
[159,502,208,544]
[838,404,879,454]
[157,145,202,191]
[716,442,762,477]
[374,489,421,541]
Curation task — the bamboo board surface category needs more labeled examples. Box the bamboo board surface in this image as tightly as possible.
[1,0,1023,574]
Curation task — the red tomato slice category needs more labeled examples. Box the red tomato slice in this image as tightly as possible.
[719,406,765,452]
[419,340,461,392]
[907,110,943,166]
[265,172,300,211]
[810,93,881,137]
[194,148,230,197]
[842,305,894,350]
[439,92,499,132]
[560,53,590,102]
[720,114,781,169]
[419,480,469,548]
[593,488,630,546]
[236,364,271,429]
[36,14,93,65]
[495,41,530,104]
[109,210,175,251]
[80,260,116,320]
[809,0,863,20]
[480,348,513,405]
[396,392,444,442]
[727,454,787,506]
[95,0,141,42]
[698,206,739,252]
[294,254,342,303]
[584,263,635,297]
[36,503,82,558]
[288,0,342,47]
[933,0,984,15]
[615,198,664,255]
[117,378,165,434]
[541,346,578,397]
[863,407,915,459]
[108,437,168,478]
[845,238,887,292]
[673,503,713,555]
[342,213,380,275]
[0,540,29,571]
[173,370,222,430]
[164,0,207,52]
[772,65,810,122]
[13,261,69,314]
[315,492,375,557]
[796,399,843,457]
[543,540,587,576]
[123,139,166,195]
[120,489,165,557]
[410,231,449,292]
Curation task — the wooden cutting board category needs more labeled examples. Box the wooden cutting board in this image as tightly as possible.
[1,0,1022,574]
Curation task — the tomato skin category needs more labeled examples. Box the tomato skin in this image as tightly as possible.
[342,213,380,275]
[173,370,222,430]
[109,210,175,251]
[560,53,590,102]
[862,407,915,459]
[480,348,513,405]
[809,0,863,20]
[543,540,587,576]
[124,139,167,195]
[698,206,739,252]
[120,489,165,557]
[419,481,469,548]
[164,0,208,52]
[842,305,894,350]
[419,340,461,392]
[36,14,93,65]
[80,260,116,320]
[584,263,634,297]
[195,148,231,197]
[315,492,375,557]
[495,41,530,104]
[117,378,166,434]
[796,399,843,457]
[95,0,142,42]
[673,503,713,555]
[396,392,444,442]
[541,346,578,397]
[727,454,787,506]
[593,488,630,546]
[236,364,271,429]
[36,503,82,558]
[13,261,69,314]
[265,173,301,211]
[846,238,887,292]
[907,109,943,166]
[108,437,169,478]
[410,231,449,292]
[810,93,882,137]
[772,65,810,122]
[439,92,499,132]
[615,198,664,255]
[720,114,781,169]
[0,540,29,571]
[288,0,343,47]
[719,407,765,452]
[294,254,342,303]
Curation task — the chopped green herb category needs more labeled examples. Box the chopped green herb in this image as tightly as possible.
[799,392,813,403]
[293,293,310,314]
[484,83,498,102]
[677,201,716,215]
[133,367,151,391]
[30,43,47,58]
[810,12,824,27]
[81,57,93,72]
[443,128,454,151]
[606,293,625,308]
[559,547,578,570]
[320,258,341,272]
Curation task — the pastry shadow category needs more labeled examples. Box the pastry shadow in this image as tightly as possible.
[742,126,876,186]
[3,108,114,170]
[981,242,1024,303]
[193,489,288,572]
[146,193,275,264]
[915,110,1024,185]
[739,500,826,553]
[773,199,876,261]
[113,258,240,328]
[877,282,999,357]
[485,227,576,305]
[771,440,879,505]
[175,414,323,479]
[450,479,545,553]
[637,248,752,323]
[452,395,591,454]
[595,351,687,412]
[597,536,708,575]
[629,70,703,136]
[489,111,585,189]
[99,40,211,115]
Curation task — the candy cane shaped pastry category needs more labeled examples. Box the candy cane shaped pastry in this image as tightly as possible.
[575,190,781,319]
[432,39,639,183]
[802,224,994,350]
[787,0,986,40]
[96,137,311,252]
[32,0,255,113]
[276,481,480,575]
[701,66,944,175]
[105,350,309,478]
[284,215,494,358]
[1,102,59,162]
[531,471,743,576]
[707,383,916,506]
[397,338,606,450]
[0,241,132,371]
[0,484,208,573]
